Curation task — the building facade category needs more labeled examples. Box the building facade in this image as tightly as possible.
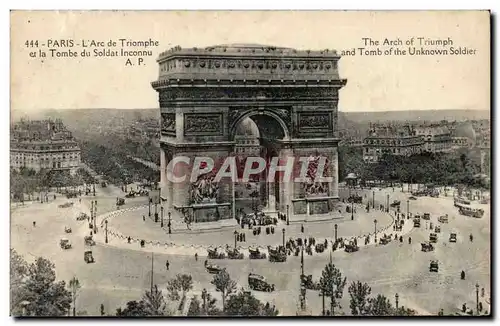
[414,125,452,153]
[10,119,81,174]
[363,124,424,163]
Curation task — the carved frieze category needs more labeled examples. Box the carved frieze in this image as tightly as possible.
[298,112,333,132]
[161,113,176,136]
[159,87,337,105]
[190,171,219,204]
[184,113,223,136]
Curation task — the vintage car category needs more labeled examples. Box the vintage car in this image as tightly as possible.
[438,215,449,223]
[429,233,438,243]
[379,235,392,245]
[348,195,363,204]
[84,235,96,246]
[421,241,434,252]
[449,233,457,243]
[207,247,226,259]
[390,200,401,208]
[100,181,107,188]
[205,262,225,274]
[64,226,72,233]
[84,250,95,264]
[409,196,417,200]
[435,225,441,233]
[125,191,136,198]
[422,213,431,220]
[344,240,359,253]
[58,202,74,208]
[76,212,89,221]
[315,243,326,253]
[248,247,266,259]
[268,246,287,262]
[226,246,244,259]
[429,260,439,272]
[458,205,485,218]
[60,238,72,249]
[248,273,275,292]
[413,217,421,228]
[301,274,320,291]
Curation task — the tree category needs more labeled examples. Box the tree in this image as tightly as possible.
[348,281,371,315]
[67,277,81,316]
[17,256,72,316]
[142,285,168,316]
[116,300,148,316]
[366,294,394,316]
[187,293,220,316]
[319,262,347,315]
[166,274,193,305]
[211,270,237,311]
[10,249,29,314]
[224,290,279,316]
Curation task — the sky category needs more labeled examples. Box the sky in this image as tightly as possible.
[10,11,490,115]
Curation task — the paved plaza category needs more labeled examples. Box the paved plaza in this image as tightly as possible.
[11,184,490,316]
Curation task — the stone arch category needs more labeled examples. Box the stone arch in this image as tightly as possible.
[229,108,290,142]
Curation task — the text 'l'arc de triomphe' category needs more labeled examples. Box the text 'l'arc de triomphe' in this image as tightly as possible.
[151,44,347,223]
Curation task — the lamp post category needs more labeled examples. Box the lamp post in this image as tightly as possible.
[105,220,108,244]
[160,206,164,228]
[148,198,152,217]
[282,228,286,247]
[286,204,290,226]
[234,230,238,248]
[334,224,338,241]
[374,219,378,243]
[93,200,97,230]
[395,293,399,311]
[476,283,480,315]
[351,200,354,220]
[386,194,390,213]
[372,190,375,208]
[168,211,172,234]
[407,199,410,217]
[202,288,207,315]
[154,200,158,222]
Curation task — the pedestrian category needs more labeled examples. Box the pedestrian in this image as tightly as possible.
[166,260,170,270]
[409,237,412,244]
[33,221,36,227]
[301,224,304,233]
[481,287,485,297]
[128,236,131,244]
[195,253,198,261]
[461,270,465,280]
[143,215,145,222]
[462,303,467,313]
[479,302,483,313]
[470,234,473,242]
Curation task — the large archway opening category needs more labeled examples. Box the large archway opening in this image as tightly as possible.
[230,110,289,218]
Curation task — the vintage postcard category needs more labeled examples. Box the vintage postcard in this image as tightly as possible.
[10,11,491,317]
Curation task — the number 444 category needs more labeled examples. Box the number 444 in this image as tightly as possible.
[25,40,39,47]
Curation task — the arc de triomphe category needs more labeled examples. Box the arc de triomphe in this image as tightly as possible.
[151,44,347,223]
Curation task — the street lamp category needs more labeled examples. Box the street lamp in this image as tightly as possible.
[372,190,375,208]
[154,200,158,222]
[168,211,172,234]
[476,283,480,315]
[160,206,164,228]
[148,198,152,217]
[386,194,390,213]
[351,200,354,220]
[105,220,108,244]
[286,204,290,226]
[201,288,207,314]
[407,199,409,216]
[374,219,378,243]
[334,224,338,241]
[395,293,399,311]
[282,228,286,247]
[234,230,238,248]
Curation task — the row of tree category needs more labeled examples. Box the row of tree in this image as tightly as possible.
[79,140,159,185]
[338,146,487,188]
[318,260,415,316]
